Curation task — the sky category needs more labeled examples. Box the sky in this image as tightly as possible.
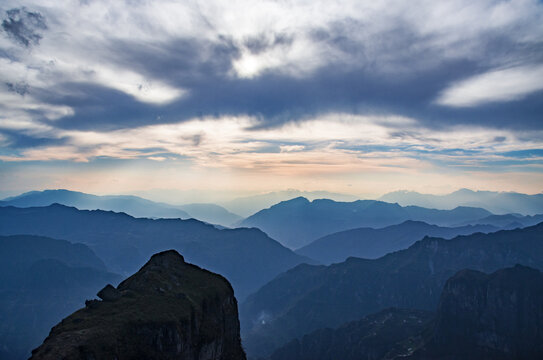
[0,0,542,201]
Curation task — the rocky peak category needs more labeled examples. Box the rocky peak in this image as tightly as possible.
[30,249,246,360]
[146,249,186,268]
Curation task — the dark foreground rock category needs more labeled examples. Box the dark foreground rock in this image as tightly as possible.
[30,250,246,360]
[411,264,543,359]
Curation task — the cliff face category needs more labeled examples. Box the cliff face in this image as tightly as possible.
[413,264,543,360]
[30,250,246,360]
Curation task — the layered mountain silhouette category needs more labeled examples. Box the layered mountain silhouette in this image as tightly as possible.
[30,250,246,360]
[380,188,543,215]
[0,204,312,300]
[458,213,543,228]
[176,202,242,227]
[240,197,493,249]
[0,235,120,360]
[0,189,242,227]
[240,223,543,357]
[269,265,543,360]
[222,190,358,217]
[296,220,499,264]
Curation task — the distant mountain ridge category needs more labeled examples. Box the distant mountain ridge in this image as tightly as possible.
[0,189,242,227]
[458,213,543,228]
[240,197,493,249]
[0,204,312,300]
[240,222,543,357]
[296,220,500,264]
[380,188,543,215]
[222,190,358,217]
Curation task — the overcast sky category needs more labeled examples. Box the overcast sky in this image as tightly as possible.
[0,0,542,200]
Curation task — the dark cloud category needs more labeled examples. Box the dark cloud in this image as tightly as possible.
[244,32,294,54]
[0,129,66,149]
[6,81,29,95]
[11,12,543,135]
[2,7,47,47]
[34,44,543,133]
[36,82,162,131]
[189,134,203,146]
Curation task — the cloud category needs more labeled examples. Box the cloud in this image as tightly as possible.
[1,7,47,47]
[0,0,542,196]
[0,0,541,133]
[2,112,542,197]
[2,113,542,176]
[436,65,543,107]
[6,81,29,95]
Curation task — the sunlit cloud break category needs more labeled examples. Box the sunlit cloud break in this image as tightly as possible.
[436,65,543,107]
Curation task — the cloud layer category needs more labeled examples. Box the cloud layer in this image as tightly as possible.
[0,0,542,197]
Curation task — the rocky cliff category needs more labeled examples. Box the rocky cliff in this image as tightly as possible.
[412,264,543,359]
[30,250,246,360]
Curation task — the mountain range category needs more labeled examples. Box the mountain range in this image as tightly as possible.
[0,204,311,300]
[240,222,543,357]
[240,197,494,249]
[221,190,358,218]
[458,213,543,228]
[380,188,543,215]
[0,189,241,227]
[296,220,500,264]
[270,264,543,360]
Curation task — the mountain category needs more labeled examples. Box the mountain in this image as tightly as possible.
[459,213,543,229]
[30,250,246,360]
[178,203,242,227]
[222,190,358,218]
[296,220,499,264]
[0,189,243,227]
[240,197,493,249]
[270,308,433,360]
[0,204,312,300]
[410,265,543,359]
[380,188,543,215]
[240,223,543,357]
[269,265,543,360]
[0,234,106,273]
[0,189,191,219]
[0,235,120,360]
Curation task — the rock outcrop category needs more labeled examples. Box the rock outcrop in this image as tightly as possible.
[30,250,246,360]
[412,264,543,359]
